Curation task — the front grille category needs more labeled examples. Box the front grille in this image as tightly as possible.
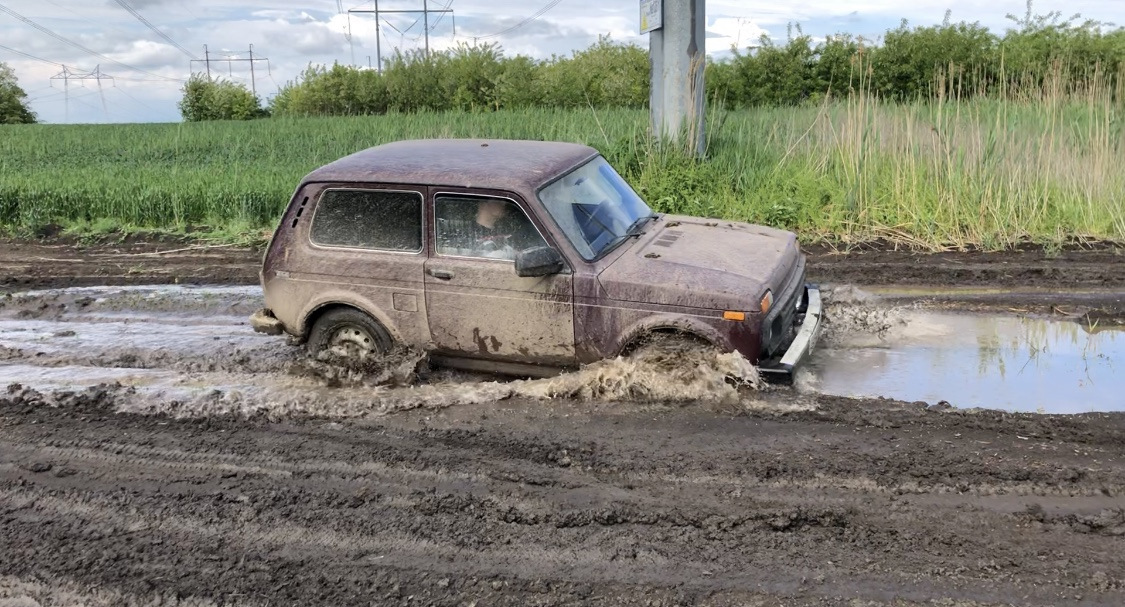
[760,258,806,358]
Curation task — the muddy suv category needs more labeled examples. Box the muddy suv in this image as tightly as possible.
[252,139,821,381]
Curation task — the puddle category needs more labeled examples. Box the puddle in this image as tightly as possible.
[0,285,766,420]
[5,283,1118,418]
[805,311,1123,414]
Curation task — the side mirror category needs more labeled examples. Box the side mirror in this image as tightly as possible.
[515,246,565,277]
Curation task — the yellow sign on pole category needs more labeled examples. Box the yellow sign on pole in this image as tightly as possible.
[640,0,662,34]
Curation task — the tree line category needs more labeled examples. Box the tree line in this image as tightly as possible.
[182,5,1124,121]
[0,62,35,124]
[4,2,1123,125]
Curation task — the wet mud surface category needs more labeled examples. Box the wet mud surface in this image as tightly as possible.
[3,238,1123,292]
[1,239,1125,606]
[3,382,1125,606]
[804,243,1125,291]
[0,238,260,289]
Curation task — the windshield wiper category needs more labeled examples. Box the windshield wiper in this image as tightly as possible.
[625,213,658,236]
[597,214,657,257]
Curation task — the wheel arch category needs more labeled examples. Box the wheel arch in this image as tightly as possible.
[299,300,399,344]
[613,315,730,358]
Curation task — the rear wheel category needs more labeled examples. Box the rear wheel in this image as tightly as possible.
[307,308,393,362]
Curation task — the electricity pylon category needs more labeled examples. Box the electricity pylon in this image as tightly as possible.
[50,65,114,122]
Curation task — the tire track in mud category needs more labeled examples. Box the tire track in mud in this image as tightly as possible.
[3,395,1125,606]
[2,285,1125,605]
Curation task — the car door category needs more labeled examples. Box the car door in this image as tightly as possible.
[285,184,431,348]
[423,191,575,365]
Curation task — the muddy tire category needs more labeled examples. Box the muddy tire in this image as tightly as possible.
[626,331,713,358]
[307,308,393,362]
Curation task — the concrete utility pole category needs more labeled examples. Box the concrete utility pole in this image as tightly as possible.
[645,0,706,156]
[248,44,257,96]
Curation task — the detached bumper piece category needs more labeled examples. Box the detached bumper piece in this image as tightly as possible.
[250,308,285,335]
[759,285,823,384]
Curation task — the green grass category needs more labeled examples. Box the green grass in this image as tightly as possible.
[1,99,1122,250]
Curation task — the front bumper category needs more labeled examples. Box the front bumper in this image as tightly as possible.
[758,285,823,384]
[250,308,285,336]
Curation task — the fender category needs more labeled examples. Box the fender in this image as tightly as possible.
[612,312,734,358]
[297,289,404,343]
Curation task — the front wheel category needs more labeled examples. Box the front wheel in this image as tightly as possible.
[307,308,393,362]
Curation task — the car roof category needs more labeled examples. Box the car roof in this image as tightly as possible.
[302,139,600,191]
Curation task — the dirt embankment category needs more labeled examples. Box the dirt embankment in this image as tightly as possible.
[1,238,1122,291]
[2,390,1124,607]
[805,243,1125,289]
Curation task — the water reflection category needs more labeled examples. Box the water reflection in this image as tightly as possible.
[807,313,1123,414]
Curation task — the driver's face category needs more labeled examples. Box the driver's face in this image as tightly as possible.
[478,200,507,224]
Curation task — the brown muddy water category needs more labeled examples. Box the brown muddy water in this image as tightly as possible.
[0,284,1119,417]
[0,285,762,420]
[804,303,1124,414]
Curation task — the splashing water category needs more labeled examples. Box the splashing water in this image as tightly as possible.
[0,339,764,421]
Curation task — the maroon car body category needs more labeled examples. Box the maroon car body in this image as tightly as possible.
[252,139,821,380]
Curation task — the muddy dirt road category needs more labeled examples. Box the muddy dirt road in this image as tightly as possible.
[1,239,1124,607]
[1,237,1122,291]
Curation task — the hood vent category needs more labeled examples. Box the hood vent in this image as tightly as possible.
[651,230,683,248]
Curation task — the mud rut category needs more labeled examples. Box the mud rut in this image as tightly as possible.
[1,284,1124,606]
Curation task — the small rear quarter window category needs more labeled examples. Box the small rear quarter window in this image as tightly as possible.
[310,189,423,252]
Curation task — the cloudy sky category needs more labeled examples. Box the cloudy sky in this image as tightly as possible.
[1,0,1122,123]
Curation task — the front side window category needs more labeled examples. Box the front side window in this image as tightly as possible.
[434,195,546,260]
[538,156,654,260]
[310,189,423,252]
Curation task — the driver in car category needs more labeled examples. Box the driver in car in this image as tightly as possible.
[462,199,539,259]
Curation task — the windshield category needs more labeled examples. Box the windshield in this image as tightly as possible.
[538,156,654,260]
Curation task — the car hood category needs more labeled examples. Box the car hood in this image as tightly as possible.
[597,215,801,310]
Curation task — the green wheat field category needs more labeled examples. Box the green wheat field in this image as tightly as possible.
[2,95,1122,250]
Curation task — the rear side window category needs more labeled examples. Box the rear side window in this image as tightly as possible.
[310,189,423,252]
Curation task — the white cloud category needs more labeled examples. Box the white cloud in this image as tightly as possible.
[1,0,1123,123]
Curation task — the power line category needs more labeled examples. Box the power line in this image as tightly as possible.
[0,42,66,66]
[111,0,199,60]
[26,89,69,103]
[474,0,563,40]
[64,91,117,122]
[190,45,269,96]
[113,76,183,82]
[111,83,162,115]
[430,0,454,32]
[349,2,453,70]
[0,2,183,82]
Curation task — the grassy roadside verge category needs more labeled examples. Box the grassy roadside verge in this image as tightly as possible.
[1,99,1122,251]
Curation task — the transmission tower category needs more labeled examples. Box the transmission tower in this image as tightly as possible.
[50,65,114,122]
[189,45,270,96]
[348,1,454,72]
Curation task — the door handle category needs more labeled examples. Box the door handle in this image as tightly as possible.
[429,268,455,280]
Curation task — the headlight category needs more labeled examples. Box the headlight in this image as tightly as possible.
[760,290,773,314]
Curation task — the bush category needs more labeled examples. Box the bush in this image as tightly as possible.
[270,38,648,117]
[0,62,35,125]
[870,16,997,100]
[262,2,1125,116]
[271,63,387,116]
[179,75,266,122]
[999,5,1125,95]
